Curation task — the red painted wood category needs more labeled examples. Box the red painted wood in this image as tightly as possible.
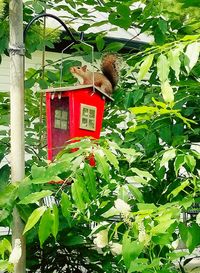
[46,92,53,161]
[46,87,106,161]
[70,88,105,139]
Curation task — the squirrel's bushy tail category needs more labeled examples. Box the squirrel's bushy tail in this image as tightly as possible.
[101,54,119,89]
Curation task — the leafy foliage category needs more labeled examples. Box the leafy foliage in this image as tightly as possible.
[0,0,200,272]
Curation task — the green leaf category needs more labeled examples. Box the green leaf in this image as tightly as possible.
[60,192,72,226]
[160,125,171,144]
[144,133,157,154]
[184,42,200,73]
[152,233,173,246]
[118,186,129,202]
[23,206,46,234]
[158,18,167,34]
[32,2,43,13]
[30,176,61,184]
[108,5,131,30]
[71,178,86,212]
[196,213,200,225]
[0,183,18,208]
[0,165,10,192]
[25,78,35,89]
[131,168,154,181]
[19,190,53,205]
[103,148,119,171]
[0,209,9,222]
[78,23,90,31]
[0,260,9,271]
[152,98,167,108]
[168,46,183,80]
[151,220,176,235]
[179,196,194,210]
[161,80,174,103]
[122,232,143,268]
[168,180,190,199]
[133,89,144,104]
[138,54,154,82]
[154,26,166,45]
[137,203,157,211]
[128,259,149,273]
[129,106,157,115]
[83,163,97,199]
[38,208,53,247]
[0,238,12,258]
[31,162,62,184]
[160,149,176,167]
[46,70,58,82]
[38,78,48,89]
[95,152,109,181]
[104,42,124,52]
[179,222,200,253]
[174,154,185,176]
[128,185,144,203]
[167,251,189,261]
[63,234,85,246]
[96,35,105,51]
[71,156,85,172]
[51,205,59,239]
[181,0,200,7]
[31,165,46,179]
[185,154,196,172]
[157,54,169,83]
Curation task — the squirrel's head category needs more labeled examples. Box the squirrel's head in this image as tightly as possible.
[70,65,88,75]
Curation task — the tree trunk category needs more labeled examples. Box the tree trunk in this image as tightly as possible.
[9,0,26,272]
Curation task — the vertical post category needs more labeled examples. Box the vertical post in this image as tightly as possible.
[9,0,26,272]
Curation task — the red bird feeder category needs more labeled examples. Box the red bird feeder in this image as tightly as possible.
[45,85,113,161]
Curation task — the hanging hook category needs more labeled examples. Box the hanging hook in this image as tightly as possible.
[24,13,83,46]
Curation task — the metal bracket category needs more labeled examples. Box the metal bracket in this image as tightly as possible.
[8,43,25,56]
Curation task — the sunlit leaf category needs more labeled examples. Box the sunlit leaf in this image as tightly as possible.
[196,213,200,225]
[138,54,154,81]
[103,148,119,171]
[168,180,190,199]
[174,154,185,176]
[23,206,46,234]
[122,232,143,268]
[157,54,169,83]
[95,152,110,181]
[184,42,200,73]
[168,46,183,80]
[151,220,176,235]
[19,190,53,205]
[160,149,176,167]
[185,154,196,172]
[38,208,53,247]
[128,185,144,203]
[161,80,174,103]
[179,222,200,253]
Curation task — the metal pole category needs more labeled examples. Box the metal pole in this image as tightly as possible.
[9,0,26,272]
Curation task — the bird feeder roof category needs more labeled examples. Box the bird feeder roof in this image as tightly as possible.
[44,85,114,101]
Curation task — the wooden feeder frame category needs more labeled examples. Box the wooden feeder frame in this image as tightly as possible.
[45,84,113,161]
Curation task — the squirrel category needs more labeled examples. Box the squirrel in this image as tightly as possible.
[69,54,119,96]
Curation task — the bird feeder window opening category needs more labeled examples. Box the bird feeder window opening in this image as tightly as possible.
[55,109,69,130]
[80,104,97,131]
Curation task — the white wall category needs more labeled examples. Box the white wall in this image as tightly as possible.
[0,50,70,92]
